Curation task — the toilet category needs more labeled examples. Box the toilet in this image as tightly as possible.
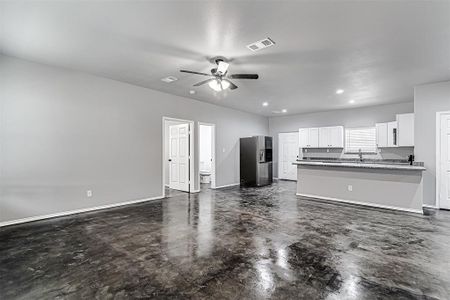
[200,171,211,184]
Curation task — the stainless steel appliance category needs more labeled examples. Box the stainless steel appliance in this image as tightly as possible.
[240,136,273,187]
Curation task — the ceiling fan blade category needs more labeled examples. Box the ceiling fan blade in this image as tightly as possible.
[193,79,214,87]
[228,74,259,79]
[225,80,238,90]
[180,70,212,76]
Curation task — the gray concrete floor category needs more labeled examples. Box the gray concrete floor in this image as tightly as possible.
[1,180,449,299]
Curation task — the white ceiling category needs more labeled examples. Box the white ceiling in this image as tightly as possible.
[1,1,449,116]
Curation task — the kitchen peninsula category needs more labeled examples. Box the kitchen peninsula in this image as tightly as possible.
[294,160,426,213]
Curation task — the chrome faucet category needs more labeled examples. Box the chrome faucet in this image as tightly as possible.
[358,148,363,162]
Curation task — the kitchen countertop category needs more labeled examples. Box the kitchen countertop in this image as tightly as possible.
[293,160,426,171]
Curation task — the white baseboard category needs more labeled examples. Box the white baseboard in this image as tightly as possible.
[296,193,423,214]
[0,195,165,228]
[212,182,240,189]
[191,189,201,193]
[422,204,438,209]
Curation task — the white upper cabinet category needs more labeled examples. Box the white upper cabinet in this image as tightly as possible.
[319,127,329,148]
[387,121,398,147]
[299,128,309,148]
[376,121,398,147]
[300,126,342,148]
[309,128,319,148]
[330,126,344,148]
[376,123,388,148]
[299,128,319,148]
[319,126,344,148]
[397,113,414,147]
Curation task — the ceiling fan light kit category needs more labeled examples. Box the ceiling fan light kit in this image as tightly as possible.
[180,57,259,92]
[208,79,231,92]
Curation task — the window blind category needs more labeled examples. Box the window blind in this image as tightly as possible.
[345,127,377,153]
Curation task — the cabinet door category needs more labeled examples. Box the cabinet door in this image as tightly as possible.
[319,127,330,148]
[330,126,344,148]
[397,113,414,146]
[376,123,388,148]
[387,121,398,147]
[309,128,319,148]
[299,128,309,148]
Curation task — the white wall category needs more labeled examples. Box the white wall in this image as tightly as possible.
[414,81,450,206]
[269,102,415,177]
[0,55,268,223]
[199,124,212,173]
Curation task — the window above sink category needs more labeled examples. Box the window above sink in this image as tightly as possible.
[345,127,377,154]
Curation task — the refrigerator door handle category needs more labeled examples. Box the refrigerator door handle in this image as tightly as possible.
[259,150,265,162]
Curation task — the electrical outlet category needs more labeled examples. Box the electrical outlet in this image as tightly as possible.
[87,190,93,197]
[347,185,353,192]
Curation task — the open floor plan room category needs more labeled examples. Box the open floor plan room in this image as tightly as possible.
[1,1,450,299]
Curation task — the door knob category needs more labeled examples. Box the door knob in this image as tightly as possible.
[168,159,172,162]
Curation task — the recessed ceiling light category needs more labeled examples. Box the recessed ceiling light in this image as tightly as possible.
[349,100,355,104]
[281,109,287,113]
[161,76,178,83]
[189,90,196,95]
[262,102,269,107]
[336,89,344,94]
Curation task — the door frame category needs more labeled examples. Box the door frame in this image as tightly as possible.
[278,131,299,181]
[162,117,196,198]
[436,110,450,209]
[198,122,216,189]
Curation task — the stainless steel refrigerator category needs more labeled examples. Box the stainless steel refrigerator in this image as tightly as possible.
[240,136,273,187]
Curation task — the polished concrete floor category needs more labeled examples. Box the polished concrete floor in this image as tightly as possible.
[1,181,450,299]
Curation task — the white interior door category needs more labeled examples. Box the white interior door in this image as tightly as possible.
[279,132,299,180]
[439,113,450,209]
[169,123,190,192]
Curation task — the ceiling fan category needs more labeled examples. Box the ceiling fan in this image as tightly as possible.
[180,57,259,92]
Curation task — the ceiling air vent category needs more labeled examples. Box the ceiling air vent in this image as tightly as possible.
[246,37,275,52]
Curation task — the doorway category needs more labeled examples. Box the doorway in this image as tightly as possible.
[278,132,299,180]
[163,117,195,197]
[198,123,216,190]
[437,111,450,209]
